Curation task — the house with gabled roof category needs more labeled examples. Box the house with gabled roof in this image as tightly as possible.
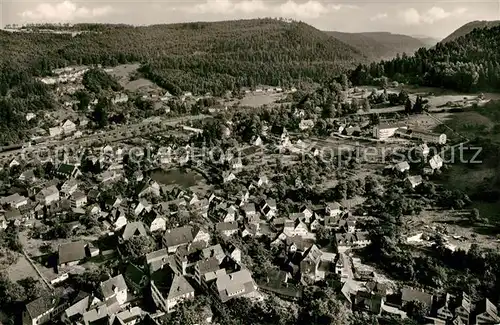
[56,164,81,179]
[61,179,79,198]
[163,226,194,253]
[406,175,423,189]
[201,244,226,264]
[107,207,127,231]
[213,269,262,303]
[215,221,239,237]
[121,221,148,241]
[100,274,128,306]
[234,191,250,207]
[146,248,171,273]
[151,266,195,313]
[136,179,160,197]
[105,196,123,210]
[335,232,370,252]
[325,202,343,218]
[435,293,454,321]
[61,291,102,324]
[472,298,500,324]
[36,185,60,206]
[222,171,237,183]
[144,211,166,233]
[400,287,434,311]
[261,199,277,220]
[19,170,37,183]
[452,292,472,324]
[62,119,76,134]
[70,191,87,209]
[23,292,70,325]
[429,154,444,170]
[58,241,87,267]
[394,161,410,173]
[300,244,323,280]
[0,193,28,209]
[195,257,224,287]
[242,203,257,218]
[221,205,237,222]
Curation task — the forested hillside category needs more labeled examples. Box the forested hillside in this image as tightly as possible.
[350,26,500,92]
[325,31,427,61]
[441,20,500,44]
[0,19,367,144]
[0,19,366,96]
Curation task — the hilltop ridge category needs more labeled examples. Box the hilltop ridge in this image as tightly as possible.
[441,20,500,43]
[325,31,429,61]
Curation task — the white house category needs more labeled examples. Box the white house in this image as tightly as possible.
[253,136,263,146]
[36,186,60,205]
[62,120,76,134]
[222,171,236,183]
[299,119,315,130]
[395,161,410,173]
[9,158,20,168]
[100,274,128,306]
[26,113,36,121]
[257,175,269,187]
[61,179,78,198]
[326,202,343,217]
[215,269,261,303]
[0,193,28,209]
[429,154,444,170]
[406,175,423,189]
[373,123,407,140]
[261,199,277,220]
[151,271,195,313]
[49,126,63,137]
[70,192,87,208]
[149,215,167,233]
[0,215,8,230]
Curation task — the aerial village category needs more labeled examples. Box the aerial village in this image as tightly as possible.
[0,64,498,325]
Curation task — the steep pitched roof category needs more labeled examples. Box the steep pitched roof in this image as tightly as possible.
[26,295,61,319]
[163,226,193,248]
[401,287,433,308]
[122,221,148,240]
[167,275,195,300]
[58,241,86,264]
[57,164,78,176]
[100,274,128,299]
[38,185,59,197]
[215,269,256,303]
[197,257,220,274]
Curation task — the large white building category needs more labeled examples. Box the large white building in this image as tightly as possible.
[373,123,407,140]
[396,128,447,145]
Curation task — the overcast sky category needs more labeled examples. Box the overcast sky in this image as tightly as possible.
[1,0,499,38]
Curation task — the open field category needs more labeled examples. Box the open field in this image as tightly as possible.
[6,255,41,282]
[228,92,285,108]
[108,63,160,93]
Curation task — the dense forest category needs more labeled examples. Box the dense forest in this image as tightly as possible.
[441,20,500,44]
[0,64,55,144]
[350,25,500,92]
[325,31,429,61]
[0,19,366,94]
[0,19,368,144]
